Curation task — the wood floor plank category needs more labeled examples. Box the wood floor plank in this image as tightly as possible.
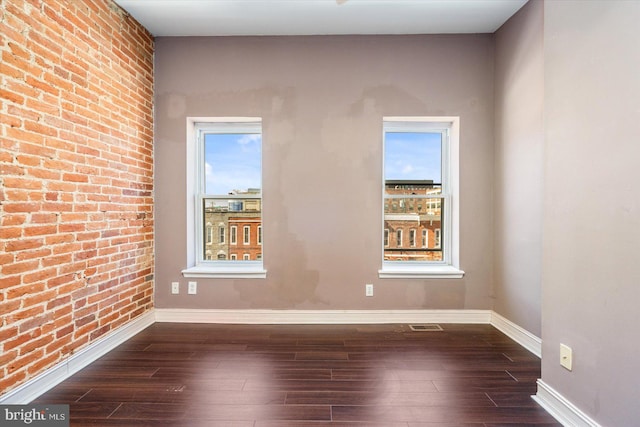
[32,323,560,426]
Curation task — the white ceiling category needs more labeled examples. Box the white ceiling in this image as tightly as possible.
[114,0,528,37]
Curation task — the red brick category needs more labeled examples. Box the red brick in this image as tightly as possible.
[4,330,41,352]
[0,88,25,105]
[22,268,57,285]
[23,224,58,236]
[0,276,21,291]
[8,349,44,373]
[2,260,40,275]
[46,334,72,355]
[0,371,26,395]
[0,227,22,239]
[5,238,43,252]
[16,154,41,167]
[27,352,59,375]
[20,334,55,356]
[7,283,46,300]
[17,311,54,335]
[15,247,52,262]
[1,0,154,396]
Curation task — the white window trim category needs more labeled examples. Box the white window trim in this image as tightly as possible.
[379,116,464,279]
[182,117,266,279]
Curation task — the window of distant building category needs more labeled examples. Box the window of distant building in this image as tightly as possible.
[183,118,266,279]
[379,117,463,279]
[243,226,250,245]
[206,223,213,244]
[230,226,237,245]
[219,225,225,244]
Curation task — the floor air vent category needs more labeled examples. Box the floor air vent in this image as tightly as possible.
[409,324,443,332]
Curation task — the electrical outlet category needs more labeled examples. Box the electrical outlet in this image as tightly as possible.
[560,343,573,371]
[171,282,179,294]
[365,283,374,297]
[188,281,197,295]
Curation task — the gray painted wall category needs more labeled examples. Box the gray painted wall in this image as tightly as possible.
[154,35,495,310]
[542,1,640,425]
[493,0,543,336]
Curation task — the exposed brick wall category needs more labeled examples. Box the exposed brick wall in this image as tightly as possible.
[0,0,154,396]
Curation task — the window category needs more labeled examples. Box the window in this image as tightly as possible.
[258,226,262,245]
[230,226,237,245]
[219,226,225,244]
[379,117,463,279]
[183,118,266,279]
[243,226,250,245]
[206,223,213,244]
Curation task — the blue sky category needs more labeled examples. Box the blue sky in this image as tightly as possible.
[384,132,442,183]
[204,131,439,194]
[204,133,262,195]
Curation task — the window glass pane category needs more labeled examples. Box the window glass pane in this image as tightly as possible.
[384,130,444,262]
[384,132,441,196]
[203,197,261,262]
[204,133,261,195]
[383,196,443,262]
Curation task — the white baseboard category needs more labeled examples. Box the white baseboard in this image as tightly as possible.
[154,308,492,324]
[0,310,155,404]
[533,380,601,427]
[490,311,542,357]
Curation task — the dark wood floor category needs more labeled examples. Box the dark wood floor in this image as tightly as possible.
[34,323,560,426]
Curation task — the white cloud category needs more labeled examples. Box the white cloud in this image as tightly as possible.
[238,134,261,145]
[402,164,414,174]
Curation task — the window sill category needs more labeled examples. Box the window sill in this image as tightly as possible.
[182,265,267,279]
[378,264,464,279]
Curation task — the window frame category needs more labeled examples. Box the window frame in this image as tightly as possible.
[182,118,266,279]
[378,117,464,279]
